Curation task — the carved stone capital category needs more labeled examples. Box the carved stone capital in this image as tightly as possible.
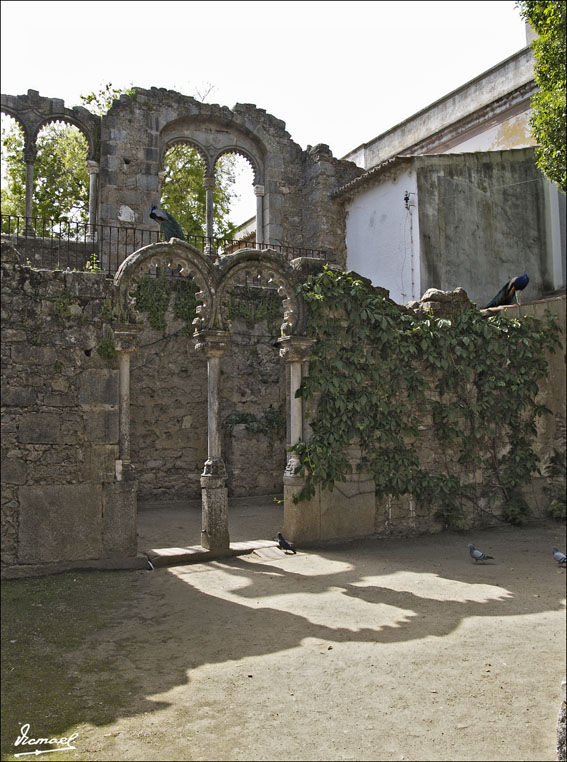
[203,175,216,191]
[86,160,99,174]
[23,146,37,163]
[254,184,265,196]
[276,335,314,363]
[201,458,228,480]
[113,322,144,352]
[194,330,231,356]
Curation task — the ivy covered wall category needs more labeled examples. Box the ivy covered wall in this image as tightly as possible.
[284,268,565,542]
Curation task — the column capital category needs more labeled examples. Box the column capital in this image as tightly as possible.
[203,175,216,191]
[23,146,37,163]
[276,335,314,363]
[86,159,99,173]
[254,184,265,196]
[113,323,144,352]
[194,330,231,357]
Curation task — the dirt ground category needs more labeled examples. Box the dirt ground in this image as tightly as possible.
[2,519,566,762]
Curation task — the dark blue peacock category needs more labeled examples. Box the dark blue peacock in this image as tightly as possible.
[150,205,186,242]
[484,272,529,309]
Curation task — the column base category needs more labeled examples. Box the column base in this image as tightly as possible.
[200,474,229,551]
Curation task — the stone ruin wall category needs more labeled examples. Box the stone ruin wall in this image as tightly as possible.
[98,87,363,262]
[130,315,286,503]
[2,244,565,575]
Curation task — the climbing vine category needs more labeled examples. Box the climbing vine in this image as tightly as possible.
[227,285,282,334]
[223,404,286,446]
[133,273,199,334]
[291,267,561,528]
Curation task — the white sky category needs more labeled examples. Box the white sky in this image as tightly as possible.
[1,0,529,224]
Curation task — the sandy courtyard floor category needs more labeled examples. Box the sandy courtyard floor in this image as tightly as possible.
[2,520,566,762]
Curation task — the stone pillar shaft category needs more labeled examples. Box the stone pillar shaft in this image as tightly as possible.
[195,331,231,551]
[113,324,143,482]
[254,184,264,245]
[207,353,222,461]
[119,350,131,464]
[24,160,35,236]
[289,360,302,446]
[277,336,314,477]
[86,160,99,239]
[203,175,216,256]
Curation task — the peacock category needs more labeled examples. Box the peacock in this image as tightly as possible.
[484,272,529,309]
[150,205,186,242]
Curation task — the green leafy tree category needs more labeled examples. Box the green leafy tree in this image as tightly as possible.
[1,120,89,228]
[517,0,567,192]
[160,144,237,239]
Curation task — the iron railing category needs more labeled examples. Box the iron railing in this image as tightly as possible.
[1,215,333,275]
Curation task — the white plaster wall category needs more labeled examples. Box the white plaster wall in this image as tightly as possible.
[443,111,537,153]
[345,165,420,304]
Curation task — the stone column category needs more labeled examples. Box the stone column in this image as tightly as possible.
[203,175,216,257]
[86,160,99,241]
[254,184,264,245]
[195,330,231,550]
[23,144,37,236]
[113,324,143,482]
[277,336,314,477]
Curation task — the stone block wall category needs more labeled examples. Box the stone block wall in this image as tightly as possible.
[130,312,286,502]
[1,257,138,578]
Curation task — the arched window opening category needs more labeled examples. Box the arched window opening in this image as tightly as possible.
[160,143,238,244]
[1,114,26,233]
[222,152,256,244]
[33,121,89,233]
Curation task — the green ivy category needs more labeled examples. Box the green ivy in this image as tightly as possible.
[291,267,561,528]
[133,273,199,334]
[227,285,282,334]
[134,274,171,331]
[96,336,117,363]
[173,277,200,336]
[224,405,286,446]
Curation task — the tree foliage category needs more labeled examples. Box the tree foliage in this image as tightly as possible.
[1,120,89,227]
[160,144,237,239]
[517,0,567,192]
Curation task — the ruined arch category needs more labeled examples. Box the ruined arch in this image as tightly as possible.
[161,137,211,176]
[32,116,95,159]
[216,249,305,336]
[214,146,261,187]
[113,239,217,329]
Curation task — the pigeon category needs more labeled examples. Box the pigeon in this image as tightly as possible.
[276,532,296,554]
[150,205,186,242]
[552,547,566,565]
[468,543,494,563]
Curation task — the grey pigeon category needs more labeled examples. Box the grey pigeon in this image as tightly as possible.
[276,532,296,554]
[552,547,566,565]
[468,543,494,563]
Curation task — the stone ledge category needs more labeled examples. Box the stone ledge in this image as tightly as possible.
[146,539,278,568]
[1,553,148,579]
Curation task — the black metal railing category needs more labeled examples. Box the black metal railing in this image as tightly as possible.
[1,215,333,275]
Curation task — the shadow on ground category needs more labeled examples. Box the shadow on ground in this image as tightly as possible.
[2,518,565,761]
